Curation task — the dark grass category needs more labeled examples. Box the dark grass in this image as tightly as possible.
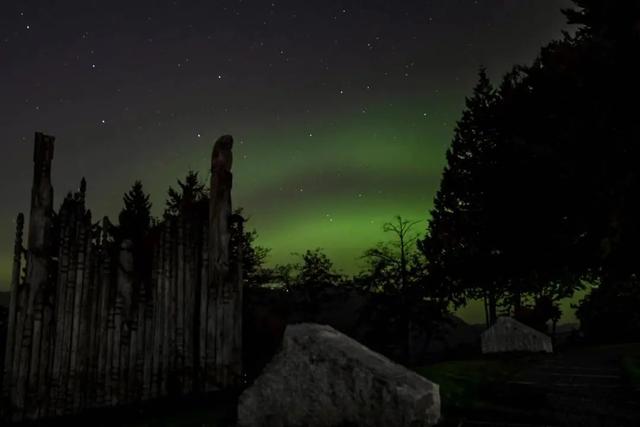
[5,344,640,426]
[415,354,548,425]
[9,391,238,427]
[617,344,640,390]
[416,343,640,426]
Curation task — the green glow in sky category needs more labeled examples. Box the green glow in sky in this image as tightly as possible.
[0,0,577,327]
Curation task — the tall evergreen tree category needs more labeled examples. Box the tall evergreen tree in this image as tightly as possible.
[118,180,152,243]
[118,180,154,284]
[164,170,208,218]
[421,68,501,325]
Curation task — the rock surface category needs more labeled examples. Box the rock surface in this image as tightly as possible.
[481,316,553,354]
[237,323,440,427]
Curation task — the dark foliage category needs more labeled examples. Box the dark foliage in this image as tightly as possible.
[424,0,640,338]
[117,180,154,285]
[118,181,152,241]
[164,170,208,219]
[421,68,505,325]
[576,280,640,344]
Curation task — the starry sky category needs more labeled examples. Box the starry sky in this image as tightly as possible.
[0,0,573,316]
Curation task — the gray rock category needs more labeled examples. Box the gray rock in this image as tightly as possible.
[481,317,553,354]
[237,323,440,427]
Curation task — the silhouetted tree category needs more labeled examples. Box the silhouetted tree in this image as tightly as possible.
[422,68,502,326]
[358,216,448,363]
[563,0,640,44]
[360,216,422,294]
[576,279,640,343]
[559,0,640,340]
[118,181,152,242]
[424,0,640,336]
[294,249,343,291]
[241,228,272,287]
[117,180,154,284]
[164,170,208,218]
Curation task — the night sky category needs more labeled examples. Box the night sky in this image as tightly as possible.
[0,0,572,308]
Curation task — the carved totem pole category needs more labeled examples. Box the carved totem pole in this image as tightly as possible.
[206,135,243,389]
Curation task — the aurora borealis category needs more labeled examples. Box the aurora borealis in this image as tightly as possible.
[0,0,573,323]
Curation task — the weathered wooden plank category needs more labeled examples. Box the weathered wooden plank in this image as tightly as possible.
[176,218,185,393]
[151,226,165,397]
[2,213,24,403]
[84,227,100,408]
[183,219,195,393]
[103,244,115,406]
[198,221,209,391]
[25,286,44,420]
[50,206,70,413]
[68,214,87,414]
[37,280,54,418]
[95,221,111,407]
[58,204,79,415]
[9,280,27,421]
[162,225,170,397]
[75,212,93,411]
[13,281,32,422]
[142,233,159,400]
[230,219,244,386]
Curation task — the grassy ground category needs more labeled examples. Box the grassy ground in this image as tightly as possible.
[416,343,640,426]
[7,344,640,426]
[617,344,640,390]
[415,354,546,424]
[622,356,640,388]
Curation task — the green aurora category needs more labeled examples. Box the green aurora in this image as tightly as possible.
[0,96,583,324]
[0,0,578,324]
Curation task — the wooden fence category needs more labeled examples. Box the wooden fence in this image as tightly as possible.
[1,133,243,421]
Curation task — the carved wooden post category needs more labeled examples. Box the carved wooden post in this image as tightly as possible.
[17,132,56,421]
[208,135,242,389]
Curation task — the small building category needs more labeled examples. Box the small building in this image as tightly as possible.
[481,317,553,354]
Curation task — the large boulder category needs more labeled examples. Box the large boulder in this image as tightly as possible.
[481,317,553,354]
[237,323,440,427]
